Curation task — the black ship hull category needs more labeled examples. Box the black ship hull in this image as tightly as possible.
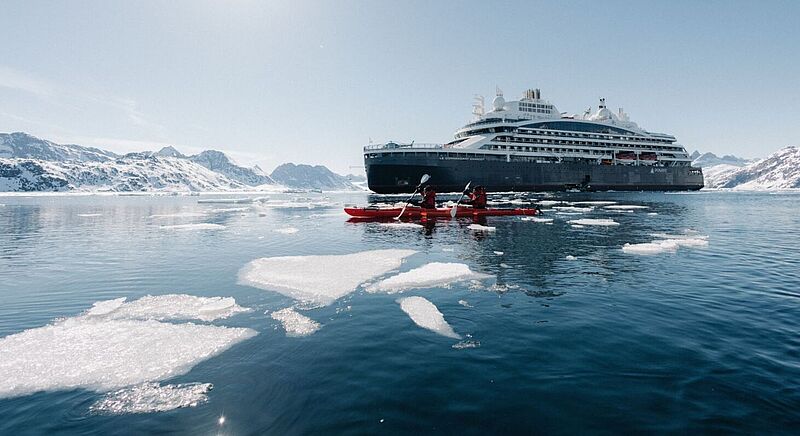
[365,153,704,194]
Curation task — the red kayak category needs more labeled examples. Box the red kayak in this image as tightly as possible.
[344,206,540,219]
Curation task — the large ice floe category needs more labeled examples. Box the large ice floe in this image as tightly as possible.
[271,308,321,337]
[468,223,496,232]
[369,262,492,293]
[622,233,709,255]
[397,296,461,339]
[238,249,418,307]
[0,295,255,401]
[90,382,213,414]
[567,218,620,226]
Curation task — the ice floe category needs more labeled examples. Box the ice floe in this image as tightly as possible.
[468,223,496,232]
[553,206,593,213]
[210,207,251,213]
[369,262,492,293]
[271,308,321,337]
[571,224,585,229]
[379,222,424,229]
[238,249,418,307]
[77,213,103,217]
[565,255,577,260]
[397,296,461,339]
[160,223,225,231]
[90,382,213,414]
[567,218,620,226]
[605,205,648,210]
[0,295,256,400]
[570,201,617,206]
[458,299,472,308]
[273,227,299,235]
[537,200,561,206]
[623,234,709,255]
[520,216,553,223]
[149,212,207,219]
[197,198,253,204]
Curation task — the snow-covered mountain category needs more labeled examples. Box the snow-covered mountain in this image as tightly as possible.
[0,132,118,162]
[704,146,800,190]
[691,150,752,167]
[0,133,275,192]
[271,163,359,190]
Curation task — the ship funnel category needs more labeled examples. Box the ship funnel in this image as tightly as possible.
[535,88,541,99]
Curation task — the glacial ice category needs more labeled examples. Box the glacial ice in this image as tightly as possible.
[567,218,620,226]
[622,234,709,254]
[468,224,496,232]
[271,308,321,337]
[0,295,256,399]
[238,249,418,306]
[397,296,461,339]
[160,223,226,231]
[520,216,554,223]
[369,262,492,292]
[273,227,299,234]
[90,382,213,414]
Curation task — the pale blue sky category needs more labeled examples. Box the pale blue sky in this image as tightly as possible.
[1,0,798,173]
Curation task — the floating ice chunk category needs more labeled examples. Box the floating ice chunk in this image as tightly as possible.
[500,263,512,268]
[0,315,256,399]
[149,212,207,219]
[273,227,299,234]
[90,382,212,414]
[571,224,585,229]
[553,206,593,213]
[452,340,480,349]
[622,240,680,254]
[442,247,455,252]
[493,251,504,255]
[568,218,620,226]
[271,308,321,337]
[571,201,617,206]
[197,198,252,204]
[238,249,418,307]
[565,255,577,260]
[161,223,225,231]
[605,205,648,210]
[77,213,103,217]
[397,296,461,339]
[520,216,553,223]
[649,233,709,241]
[369,262,492,293]
[557,212,583,216]
[668,237,709,248]
[458,299,472,308]
[537,200,561,206]
[210,207,251,213]
[85,295,250,322]
[468,224,495,232]
[379,222,424,229]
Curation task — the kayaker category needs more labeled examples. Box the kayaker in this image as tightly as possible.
[463,185,487,209]
[420,185,437,209]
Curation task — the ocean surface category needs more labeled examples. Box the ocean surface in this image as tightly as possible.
[1,190,799,434]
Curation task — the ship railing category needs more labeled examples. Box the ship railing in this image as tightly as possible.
[363,142,444,151]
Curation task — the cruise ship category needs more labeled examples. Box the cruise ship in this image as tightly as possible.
[364,88,704,193]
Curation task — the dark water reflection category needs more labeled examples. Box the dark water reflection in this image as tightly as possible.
[1,191,799,434]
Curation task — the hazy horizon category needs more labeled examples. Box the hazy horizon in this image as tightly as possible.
[2,0,798,174]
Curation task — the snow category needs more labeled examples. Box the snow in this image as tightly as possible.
[238,249,418,307]
[160,223,225,231]
[271,308,321,337]
[0,295,256,399]
[90,382,212,414]
[604,205,648,210]
[379,222,424,229]
[397,297,461,339]
[704,147,800,189]
[468,223,496,232]
[273,227,299,234]
[520,216,554,223]
[567,218,620,226]
[369,262,492,292]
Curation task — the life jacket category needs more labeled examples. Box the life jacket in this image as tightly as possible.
[471,189,487,208]
[421,189,436,208]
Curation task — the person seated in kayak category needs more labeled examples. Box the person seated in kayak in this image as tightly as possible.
[463,185,488,209]
[411,185,437,209]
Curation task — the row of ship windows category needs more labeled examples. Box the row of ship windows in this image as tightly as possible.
[489,144,680,158]
[493,136,684,152]
[518,129,672,143]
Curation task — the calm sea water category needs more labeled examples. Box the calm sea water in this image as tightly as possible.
[1,191,799,434]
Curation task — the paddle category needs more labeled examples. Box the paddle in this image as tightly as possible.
[450,181,472,218]
[395,174,431,220]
